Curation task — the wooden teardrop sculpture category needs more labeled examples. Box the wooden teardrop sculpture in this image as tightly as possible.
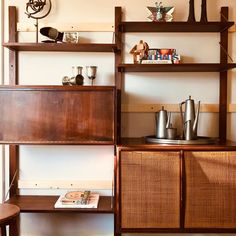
[200,0,208,22]
[187,0,196,22]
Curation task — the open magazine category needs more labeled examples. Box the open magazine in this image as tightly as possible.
[54,191,99,208]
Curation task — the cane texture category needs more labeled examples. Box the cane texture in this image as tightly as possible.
[185,151,236,228]
[121,151,180,228]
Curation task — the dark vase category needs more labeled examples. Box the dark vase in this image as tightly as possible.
[200,0,208,22]
[188,0,196,22]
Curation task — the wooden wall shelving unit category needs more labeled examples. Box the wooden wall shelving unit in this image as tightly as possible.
[2,5,121,236]
[115,6,236,235]
[2,4,236,236]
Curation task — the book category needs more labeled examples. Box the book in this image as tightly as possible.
[141,59,173,64]
[54,191,100,208]
[147,48,181,63]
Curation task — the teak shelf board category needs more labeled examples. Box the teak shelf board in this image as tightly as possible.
[2,42,117,52]
[120,21,235,32]
[118,63,236,72]
[6,195,113,213]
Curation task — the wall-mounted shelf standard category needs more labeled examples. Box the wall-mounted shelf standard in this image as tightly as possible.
[120,21,235,32]
[2,42,118,52]
[118,63,236,73]
[6,195,113,213]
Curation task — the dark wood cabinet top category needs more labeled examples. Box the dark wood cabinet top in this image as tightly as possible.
[117,138,236,151]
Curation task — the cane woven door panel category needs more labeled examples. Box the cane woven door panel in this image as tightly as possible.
[185,151,236,228]
[121,151,180,228]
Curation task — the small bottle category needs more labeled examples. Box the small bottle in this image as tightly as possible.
[75,66,84,85]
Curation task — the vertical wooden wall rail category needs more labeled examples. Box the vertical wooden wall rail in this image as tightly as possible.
[115,7,122,145]
[8,6,20,236]
[9,6,18,85]
[114,7,122,236]
[219,7,229,143]
[8,6,19,197]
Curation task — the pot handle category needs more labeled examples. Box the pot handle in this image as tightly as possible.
[179,101,185,138]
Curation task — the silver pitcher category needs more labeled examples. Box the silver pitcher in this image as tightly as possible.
[180,96,200,140]
[156,106,171,139]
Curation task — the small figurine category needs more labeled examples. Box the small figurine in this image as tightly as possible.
[130,40,149,64]
[147,2,174,22]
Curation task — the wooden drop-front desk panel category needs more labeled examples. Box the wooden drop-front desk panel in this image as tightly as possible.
[0,86,115,144]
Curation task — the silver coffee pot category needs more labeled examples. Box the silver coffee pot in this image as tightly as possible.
[180,96,200,140]
[156,106,171,139]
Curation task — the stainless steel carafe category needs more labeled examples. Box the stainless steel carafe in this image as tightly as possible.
[156,106,171,139]
[180,96,200,140]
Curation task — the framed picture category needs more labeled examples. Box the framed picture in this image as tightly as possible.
[63,32,79,43]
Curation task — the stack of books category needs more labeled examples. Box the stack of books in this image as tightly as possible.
[142,48,181,64]
[54,190,100,208]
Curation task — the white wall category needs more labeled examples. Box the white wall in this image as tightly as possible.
[0,0,4,203]
[1,0,236,235]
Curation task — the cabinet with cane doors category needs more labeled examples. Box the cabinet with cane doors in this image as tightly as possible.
[114,5,236,235]
[1,5,122,236]
[116,144,236,233]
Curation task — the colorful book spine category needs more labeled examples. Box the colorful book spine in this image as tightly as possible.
[145,48,181,64]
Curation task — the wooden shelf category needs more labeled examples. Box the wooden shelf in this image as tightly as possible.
[2,42,117,52]
[120,21,235,32]
[6,195,114,213]
[118,63,236,73]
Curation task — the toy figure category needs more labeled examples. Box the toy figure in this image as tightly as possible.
[130,40,149,64]
[147,2,174,22]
